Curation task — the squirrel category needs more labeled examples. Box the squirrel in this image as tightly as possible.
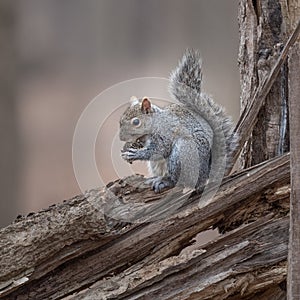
[119,49,238,193]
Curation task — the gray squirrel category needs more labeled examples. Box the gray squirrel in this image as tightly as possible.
[119,49,237,193]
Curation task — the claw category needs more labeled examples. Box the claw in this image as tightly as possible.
[149,177,174,193]
[121,148,138,162]
[152,182,166,193]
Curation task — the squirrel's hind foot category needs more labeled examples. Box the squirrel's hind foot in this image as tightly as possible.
[145,176,175,193]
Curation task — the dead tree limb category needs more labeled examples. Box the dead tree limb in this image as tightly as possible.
[0,154,290,299]
[73,216,288,300]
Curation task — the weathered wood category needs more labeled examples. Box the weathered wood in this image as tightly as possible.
[236,0,258,169]
[229,284,286,300]
[0,154,290,299]
[251,0,286,165]
[232,2,300,171]
[287,41,300,300]
[71,216,288,300]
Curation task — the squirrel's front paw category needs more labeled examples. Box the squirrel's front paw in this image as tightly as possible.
[121,148,139,163]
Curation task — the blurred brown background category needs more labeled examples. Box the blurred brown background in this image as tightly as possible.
[0,0,239,228]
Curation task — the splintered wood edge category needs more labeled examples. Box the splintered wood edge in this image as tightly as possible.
[0,154,290,299]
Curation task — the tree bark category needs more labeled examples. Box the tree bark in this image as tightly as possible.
[237,0,299,169]
[287,40,300,300]
[285,4,300,300]
[231,1,300,172]
[0,154,290,299]
[237,1,300,298]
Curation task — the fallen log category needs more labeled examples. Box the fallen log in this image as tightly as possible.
[0,154,289,299]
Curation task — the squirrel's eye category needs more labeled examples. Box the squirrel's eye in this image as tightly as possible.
[131,117,141,127]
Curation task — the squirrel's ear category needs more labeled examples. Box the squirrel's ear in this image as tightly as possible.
[141,97,152,114]
[129,96,139,106]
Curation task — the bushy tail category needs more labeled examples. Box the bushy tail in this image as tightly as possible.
[169,49,238,160]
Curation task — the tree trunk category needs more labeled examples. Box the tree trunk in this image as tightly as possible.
[237,0,299,168]
[286,3,300,300]
[287,40,300,300]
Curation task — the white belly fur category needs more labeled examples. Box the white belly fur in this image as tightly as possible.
[148,159,168,177]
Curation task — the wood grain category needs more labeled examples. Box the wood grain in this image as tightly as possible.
[0,154,290,299]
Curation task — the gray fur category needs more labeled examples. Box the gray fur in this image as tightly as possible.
[120,49,238,192]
